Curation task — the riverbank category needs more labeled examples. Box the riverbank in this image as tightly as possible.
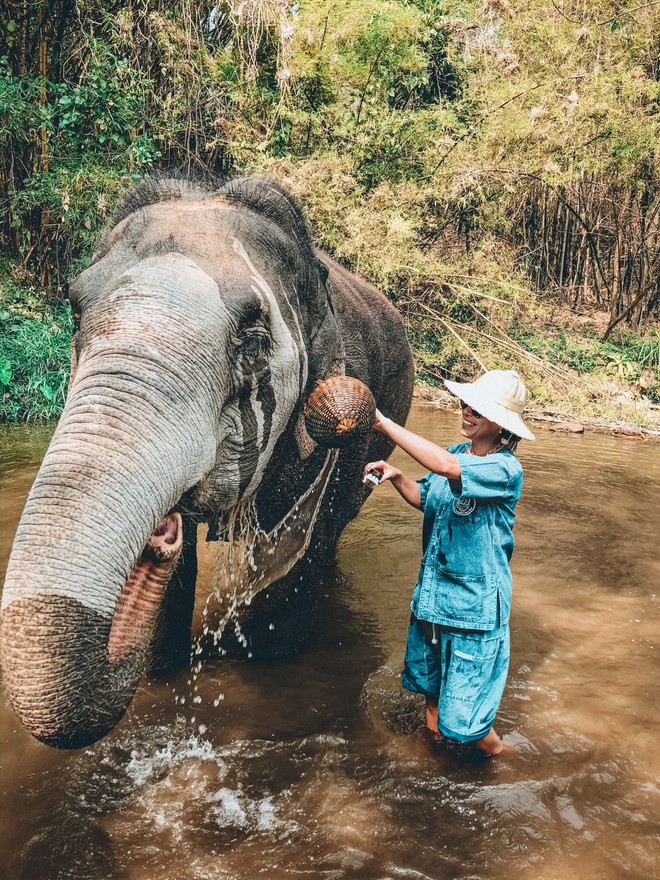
[414,385,660,440]
[392,257,660,435]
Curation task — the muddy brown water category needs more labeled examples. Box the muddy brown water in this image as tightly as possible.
[1,403,659,880]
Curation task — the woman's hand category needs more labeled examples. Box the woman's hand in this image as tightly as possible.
[362,459,421,508]
[363,460,401,484]
[372,409,391,434]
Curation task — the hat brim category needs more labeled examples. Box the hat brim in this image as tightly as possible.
[444,379,536,441]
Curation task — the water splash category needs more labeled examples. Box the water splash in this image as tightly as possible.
[104,726,295,848]
[197,448,340,657]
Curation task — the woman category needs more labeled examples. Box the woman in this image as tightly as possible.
[363,369,535,756]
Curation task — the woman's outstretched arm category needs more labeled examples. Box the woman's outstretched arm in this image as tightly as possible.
[372,411,460,481]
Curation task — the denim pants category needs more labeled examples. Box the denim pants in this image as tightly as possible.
[402,615,510,742]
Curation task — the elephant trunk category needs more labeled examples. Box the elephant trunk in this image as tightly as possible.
[0,368,213,748]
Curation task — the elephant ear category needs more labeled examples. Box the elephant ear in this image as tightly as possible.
[316,257,329,286]
[222,178,344,455]
[223,175,340,375]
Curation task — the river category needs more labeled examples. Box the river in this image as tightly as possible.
[1,402,659,880]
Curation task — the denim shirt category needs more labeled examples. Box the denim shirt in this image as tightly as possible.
[410,443,523,631]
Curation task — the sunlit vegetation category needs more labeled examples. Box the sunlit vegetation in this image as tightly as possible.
[0,0,658,423]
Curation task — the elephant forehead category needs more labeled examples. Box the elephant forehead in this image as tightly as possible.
[85,254,260,352]
[192,238,310,507]
[112,253,227,311]
[91,250,300,334]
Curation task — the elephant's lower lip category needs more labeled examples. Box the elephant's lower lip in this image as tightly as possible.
[108,512,183,665]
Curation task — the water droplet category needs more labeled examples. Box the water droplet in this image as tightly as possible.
[269,623,275,630]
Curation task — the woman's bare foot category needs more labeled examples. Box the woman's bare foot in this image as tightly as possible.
[474,728,516,756]
[425,697,439,732]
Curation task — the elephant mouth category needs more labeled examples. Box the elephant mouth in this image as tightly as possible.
[107,512,183,665]
[148,513,182,558]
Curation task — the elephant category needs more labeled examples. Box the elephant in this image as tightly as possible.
[0,175,414,749]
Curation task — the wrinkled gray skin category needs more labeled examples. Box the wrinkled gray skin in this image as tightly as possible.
[0,176,414,749]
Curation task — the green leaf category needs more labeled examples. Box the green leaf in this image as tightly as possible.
[0,359,12,385]
[41,383,54,400]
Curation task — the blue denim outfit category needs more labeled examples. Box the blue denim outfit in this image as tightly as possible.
[401,443,523,742]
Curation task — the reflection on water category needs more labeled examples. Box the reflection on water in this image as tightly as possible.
[1,405,659,880]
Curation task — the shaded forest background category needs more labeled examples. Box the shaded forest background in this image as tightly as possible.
[0,0,659,423]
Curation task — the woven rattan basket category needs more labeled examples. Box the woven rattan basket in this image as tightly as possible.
[303,376,376,448]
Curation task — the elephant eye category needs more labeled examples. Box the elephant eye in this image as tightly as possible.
[233,327,271,356]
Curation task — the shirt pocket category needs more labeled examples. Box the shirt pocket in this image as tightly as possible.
[433,571,497,629]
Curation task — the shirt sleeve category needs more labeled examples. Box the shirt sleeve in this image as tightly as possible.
[450,453,519,502]
[417,473,433,511]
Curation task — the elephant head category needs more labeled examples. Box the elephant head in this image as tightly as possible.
[0,176,357,748]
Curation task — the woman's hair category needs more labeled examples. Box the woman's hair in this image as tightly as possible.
[500,429,521,454]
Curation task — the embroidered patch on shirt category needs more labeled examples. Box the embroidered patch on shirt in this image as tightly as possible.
[452,497,477,516]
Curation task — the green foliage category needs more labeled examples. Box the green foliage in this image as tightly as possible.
[53,46,155,155]
[0,261,71,420]
[0,0,658,422]
[515,326,660,399]
[622,330,660,373]
[1,35,162,292]
[516,328,660,380]
[0,65,42,145]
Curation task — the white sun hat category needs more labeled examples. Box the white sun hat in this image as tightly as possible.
[444,370,536,441]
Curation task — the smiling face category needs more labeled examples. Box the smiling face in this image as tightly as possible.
[458,402,502,449]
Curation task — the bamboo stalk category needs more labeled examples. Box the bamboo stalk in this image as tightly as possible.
[38,5,48,173]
